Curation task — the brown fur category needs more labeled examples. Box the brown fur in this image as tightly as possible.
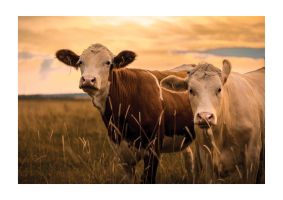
[104,68,195,145]
[103,68,195,183]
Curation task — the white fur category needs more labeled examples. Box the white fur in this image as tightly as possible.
[78,45,113,113]
[91,82,110,113]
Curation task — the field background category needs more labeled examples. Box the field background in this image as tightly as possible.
[18,99,190,184]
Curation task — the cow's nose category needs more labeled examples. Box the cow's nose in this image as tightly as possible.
[196,112,215,127]
[80,76,96,88]
[82,76,96,83]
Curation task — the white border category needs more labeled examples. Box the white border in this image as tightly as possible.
[1,0,282,200]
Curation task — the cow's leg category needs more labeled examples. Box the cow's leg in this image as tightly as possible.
[140,113,163,184]
[115,141,142,183]
[120,160,137,183]
[245,134,261,183]
[141,138,160,184]
[193,129,217,183]
[181,146,194,183]
[199,146,214,183]
[256,144,265,183]
[245,149,260,184]
[141,150,159,184]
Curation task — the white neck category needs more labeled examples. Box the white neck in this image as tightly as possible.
[90,82,110,114]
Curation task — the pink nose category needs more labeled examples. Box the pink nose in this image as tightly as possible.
[196,112,215,127]
[80,76,96,89]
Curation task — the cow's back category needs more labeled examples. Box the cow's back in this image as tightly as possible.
[244,67,265,101]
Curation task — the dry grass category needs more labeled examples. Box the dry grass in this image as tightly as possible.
[18,99,191,184]
[19,99,262,183]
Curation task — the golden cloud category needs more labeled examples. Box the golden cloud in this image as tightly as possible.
[18,16,265,94]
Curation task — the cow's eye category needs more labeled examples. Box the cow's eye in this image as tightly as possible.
[217,88,222,94]
[105,61,111,65]
[77,61,83,66]
[189,88,195,96]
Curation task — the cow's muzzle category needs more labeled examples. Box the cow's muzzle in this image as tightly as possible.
[79,76,98,91]
[195,112,216,129]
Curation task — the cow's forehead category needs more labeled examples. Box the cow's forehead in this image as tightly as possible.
[189,63,222,83]
[193,71,218,79]
[80,43,114,59]
[190,70,220,81]
[190,63,221,76]
[189,71,222,88]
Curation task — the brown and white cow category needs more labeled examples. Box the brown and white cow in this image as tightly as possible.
[56,44,196,183]
[161,60,265,183]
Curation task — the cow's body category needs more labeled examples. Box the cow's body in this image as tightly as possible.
[194,68,264,183]
[103,68,195,182]
[161,62,265,183]
[56,44,196,183]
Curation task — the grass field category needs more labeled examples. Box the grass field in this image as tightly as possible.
[18,99,191,184]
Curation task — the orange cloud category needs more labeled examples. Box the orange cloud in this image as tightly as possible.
[18,16,265,94]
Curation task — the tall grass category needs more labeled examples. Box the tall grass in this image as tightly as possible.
[18,99,190,183]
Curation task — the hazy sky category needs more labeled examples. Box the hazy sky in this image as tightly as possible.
[18,16,265,94]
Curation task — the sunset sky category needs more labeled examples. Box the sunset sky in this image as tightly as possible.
[18,16,265,94]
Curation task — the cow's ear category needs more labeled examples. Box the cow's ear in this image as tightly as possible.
[113,50,136,68]
[187,67,195,76]
[222,59,232,84]
[160,75,188,92]
[56,49,80,69]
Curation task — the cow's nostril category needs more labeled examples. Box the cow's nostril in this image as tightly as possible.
[207,114,213,120]
[91,78,96,82]
[197,113,201,119]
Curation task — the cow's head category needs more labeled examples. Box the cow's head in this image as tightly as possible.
[56,44,136,96]
[161,60,231,129]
